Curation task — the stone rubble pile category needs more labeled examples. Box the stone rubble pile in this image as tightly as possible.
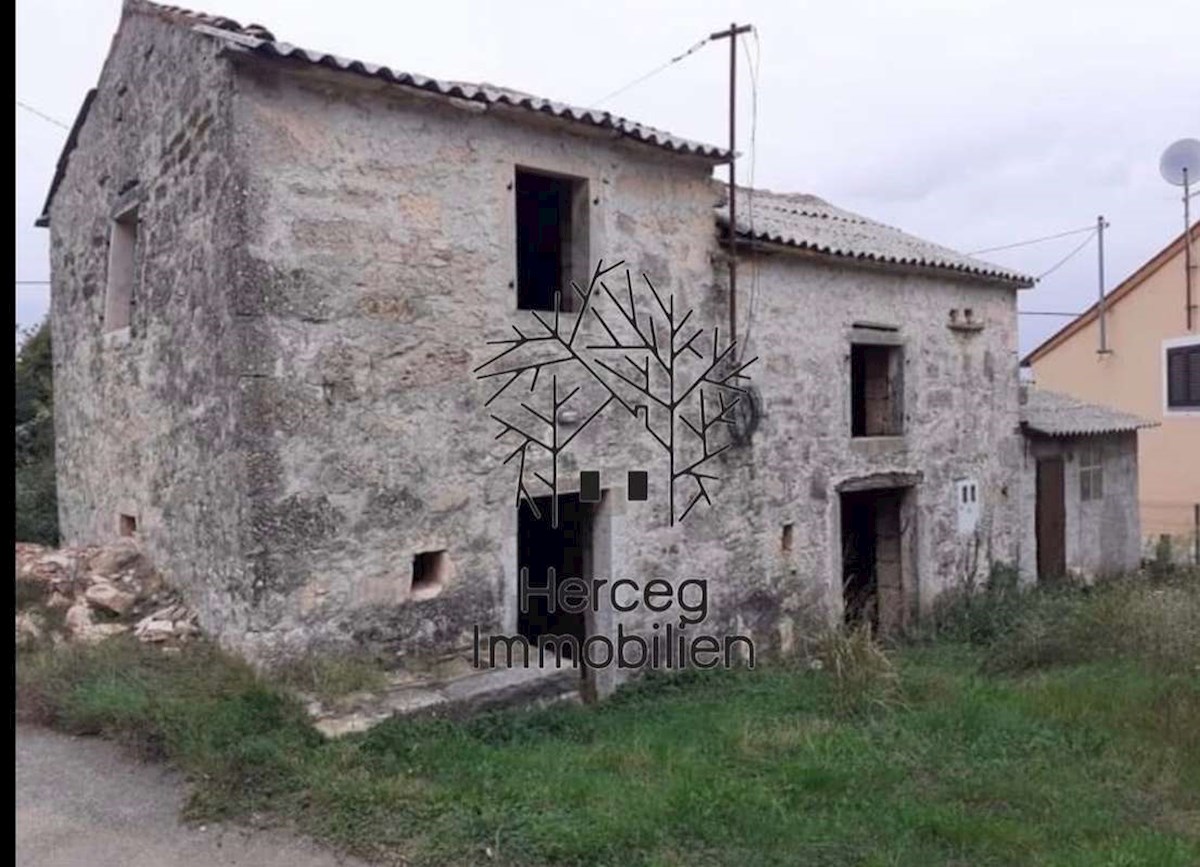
[15,540,200,648]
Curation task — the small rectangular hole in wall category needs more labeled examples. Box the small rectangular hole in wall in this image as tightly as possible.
[579,470,601,503]
[781,523,794,552]
[105,206,138,332]
[119,514,137,537]
[515,167,589,312]
[411,550,450,599]
[627,470,648,501]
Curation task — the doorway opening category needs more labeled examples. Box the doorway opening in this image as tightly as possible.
[517,492,595,658]
[1035,456,1066,582]
[840,488,906,634]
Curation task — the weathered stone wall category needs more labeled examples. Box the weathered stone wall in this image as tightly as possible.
[224,57,732,663]
[48,10,251,636]
[731,254,1024,617]
[1018,431,1141,581]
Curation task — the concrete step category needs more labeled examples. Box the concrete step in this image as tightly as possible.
[308,663,582,738]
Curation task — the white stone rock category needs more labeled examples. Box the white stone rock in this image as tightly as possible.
[16,611,43,645]
[136,619,175,643]
[65,601,94,638]
[84,580,138,616]
[87,539,141,576]
[80,623,130,644]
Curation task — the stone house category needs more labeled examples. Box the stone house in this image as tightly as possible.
[1018,388,1155,581]
[40,1,1038,692]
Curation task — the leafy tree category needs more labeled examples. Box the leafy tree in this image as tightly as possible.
[15,318,58,544]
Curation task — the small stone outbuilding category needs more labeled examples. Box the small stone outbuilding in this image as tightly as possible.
[1019,388,1156,582]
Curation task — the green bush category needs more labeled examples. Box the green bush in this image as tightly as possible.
[985,575,1200,674]
[927,561,1033,645]
[812,623,902,716]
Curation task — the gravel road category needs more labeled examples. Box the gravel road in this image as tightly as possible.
[16,724,368,867]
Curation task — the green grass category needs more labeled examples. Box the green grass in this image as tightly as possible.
[17,575,1200,866]
[272,651,390,706]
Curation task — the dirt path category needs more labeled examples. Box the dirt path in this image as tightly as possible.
[16,725,368,867]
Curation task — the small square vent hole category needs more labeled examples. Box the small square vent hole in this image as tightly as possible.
[411,550,450,600]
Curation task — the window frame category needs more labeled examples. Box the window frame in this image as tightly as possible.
[513,165,590,314]
[848,330,905,438]
[1163,336,1200,416]
[1079,444,1103,502]
[103,201,140,334]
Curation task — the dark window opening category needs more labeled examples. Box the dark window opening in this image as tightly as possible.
[841,489,905,635]
[851,344,903,436]
[627,470,648,502]
[517,493,594,659]
[579,470,601,503]
[1166,344,1200,409]
[119,514,137,537]
[105,206,138,332]
[515,168,588,312]
[781,522,794,552]
[411,550,450,599]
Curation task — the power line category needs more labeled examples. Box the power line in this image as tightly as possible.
[588,36,712,109]
[967,224,1095,256]
[1018,310,1084,317]
[1035,230,1097,282]
[16,100,69,130]
[15,280,50,285]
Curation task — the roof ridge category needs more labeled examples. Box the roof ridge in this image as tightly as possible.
[128,0,275,40]
[714,187,1033,285]
[127,0,727,161]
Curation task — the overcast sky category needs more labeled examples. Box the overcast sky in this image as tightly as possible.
[15,0,1198,354]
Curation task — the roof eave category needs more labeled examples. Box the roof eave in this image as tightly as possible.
[35,88,97,228]
[209,26,731,164]
[1020,422,1155,438]
[725,230,1035,289]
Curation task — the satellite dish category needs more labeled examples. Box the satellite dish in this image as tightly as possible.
[1160,138,1200,187]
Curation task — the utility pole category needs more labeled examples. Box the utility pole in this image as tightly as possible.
[1097,215,1110,354]
[710,22,752,344]
[1183,167,1194,332]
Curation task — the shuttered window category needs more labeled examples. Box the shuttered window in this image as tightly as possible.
[1166,344,1200,409]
